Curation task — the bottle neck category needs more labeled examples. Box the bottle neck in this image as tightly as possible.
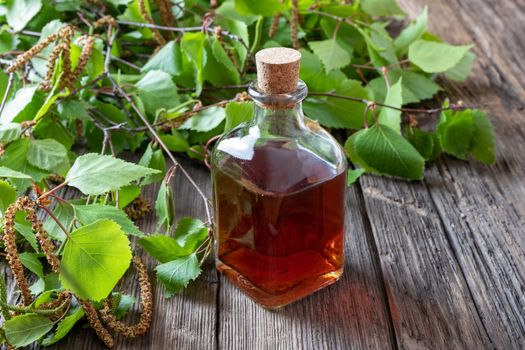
[248,80,308,133]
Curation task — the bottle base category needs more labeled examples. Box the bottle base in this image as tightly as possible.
[216,260,343,309]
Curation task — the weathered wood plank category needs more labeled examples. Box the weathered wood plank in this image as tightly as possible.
[363,0,525,348]
[357,175,492,349]
[397,0,525,347]
[218,187,396,349]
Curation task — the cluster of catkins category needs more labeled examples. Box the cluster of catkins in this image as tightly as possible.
[6,25,95,92]
[1,196,153,348]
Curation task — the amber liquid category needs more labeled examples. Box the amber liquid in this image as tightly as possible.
[213,140,346,308]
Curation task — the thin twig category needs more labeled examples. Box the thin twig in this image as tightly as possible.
[111,55,142,71]
[177,84,249,92]
[7,29,41,37]
[39,205,70,239]
[309,91,474,113]
[117,20,203,33]
[0,73,14,118]
[63,72,107,97]
[0,298,70,315]
[104,26,213,224]
[39,181,68,201]
[116,20,252,61]
[204,134,222,170]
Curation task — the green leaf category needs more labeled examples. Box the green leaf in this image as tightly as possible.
[117,185,141,209]
[60,219,132,301]
[57,99,91,122]
[470,110,495,164]
[65,154,160,195]
[216,1,258,24]
[378,78,403,133]
[43,202,74,241]
[15,222,40,252]
[0,86,38,123]
[109,0,132,5]
[173,217,208,252]
[0,123,22,143]
[118,0,152,23]
[42,308,85,346]
[111,293,136,319]
[299,49,347,92]
[26,139,69,172]
[395,70,441,103]
[437,109,474,160]
[304,79,370,129]
[155,253,201,296]
[136,70,180,117]
[180,107,226,132]
[406,127,436,160]
[29,278,45,295]
[3,313,53,347]
[224,102,254,131]
[0,30,20,54]
[32,117,75,151]
[299,49,326,88]
[159,132,190,152]
[234,0,287,16]
[445,51,476,81]
[346,124,425,180]
[367,70,442,104]
[142,41,183,76]
[394,6,428,55]
[34,87,67,122]
[215,17,249,69]
[360,0,405,17]
[0,138,49,184]
[0,180,16,216]
[367,23,398,66]
[72,204,145,237]
[408,40,473,73]
[138,234,189,263]
[5,0,43,31]
[0,70,9,99]
[19,252,44,278]
[0,166,32,180]
[54,0,83,11]
[347,168,365,186]
[319,18,365,54]
[181,32,206,95]
[155,182,174,231]
[309,40,351,72]
[138,144,166,185]
[204,39,240,85]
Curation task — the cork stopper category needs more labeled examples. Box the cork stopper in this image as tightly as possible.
[255,47,301,94]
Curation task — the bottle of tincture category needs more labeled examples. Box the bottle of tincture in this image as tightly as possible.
[211,47,347,308]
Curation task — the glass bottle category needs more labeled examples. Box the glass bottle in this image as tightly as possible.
[211,48,347,308]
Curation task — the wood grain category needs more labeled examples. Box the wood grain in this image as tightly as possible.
[357,175,492,349]
[398,0,525,348]
[386,1,525,348]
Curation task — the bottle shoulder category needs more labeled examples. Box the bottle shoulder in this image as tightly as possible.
[213,119,346,168]
[211,120,347,195]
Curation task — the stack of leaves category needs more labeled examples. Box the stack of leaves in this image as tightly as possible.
[0,154,162,348]
[0,0,495,348]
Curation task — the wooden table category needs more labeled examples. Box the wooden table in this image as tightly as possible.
[17,0,524,348]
